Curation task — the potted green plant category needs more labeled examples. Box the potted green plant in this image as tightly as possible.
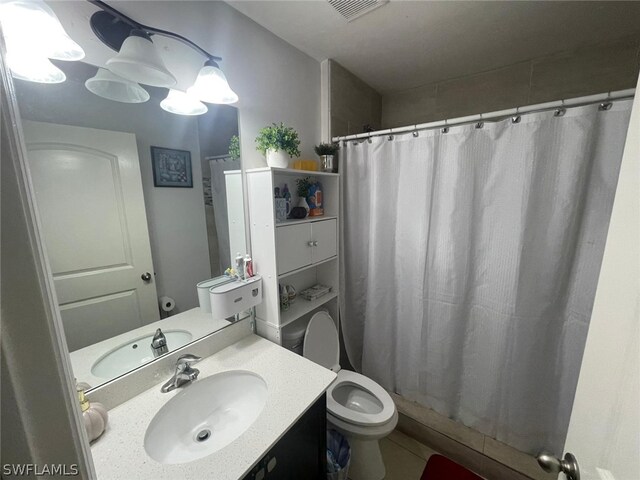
[228,135,240,160]
[255,123,301,168]
[314,142,339,172]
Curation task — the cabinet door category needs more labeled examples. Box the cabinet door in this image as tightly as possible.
[276,223,312,274]
[242,394,326,480]
[311,219,337,264]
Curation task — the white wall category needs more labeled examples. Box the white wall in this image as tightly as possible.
[15,77,211,314]
[563,77,639,479]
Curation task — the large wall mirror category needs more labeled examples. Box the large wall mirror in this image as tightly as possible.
[13,60,247,389]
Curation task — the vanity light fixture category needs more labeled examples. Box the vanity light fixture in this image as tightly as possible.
[89,0,238,104]
[85,67,150,103]
[106,29,176,88]
[0,0,84,82]
[5,49,66,83]
[160,89,208,116]
[187,60,238,105]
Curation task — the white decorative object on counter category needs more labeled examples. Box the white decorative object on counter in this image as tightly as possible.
[79,387,109,442]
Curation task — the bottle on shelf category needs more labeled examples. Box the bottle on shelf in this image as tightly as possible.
[244,254,254,278]
[235,252,245,280]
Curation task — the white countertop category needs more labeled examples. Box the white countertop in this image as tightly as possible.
[70,308,231,387]
[90,335,336,480]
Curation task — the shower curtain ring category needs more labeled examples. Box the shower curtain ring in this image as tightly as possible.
[412,126,419,137]
[511,108,521,124]
[388,134,394,141]
[441,121,449,134]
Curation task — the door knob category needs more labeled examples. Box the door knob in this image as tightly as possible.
[141,272,152,282]
[307,241,314,247]
[537,452,580,480]
[313,241,318,246]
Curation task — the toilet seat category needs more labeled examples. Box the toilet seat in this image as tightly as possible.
[303,311,396,428]
[326,370,396,427]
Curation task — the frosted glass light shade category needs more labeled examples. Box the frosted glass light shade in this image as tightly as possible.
[7,50,65,83]
[106,32,176,88]
[160,89,207,116]
[0,0,84,61]
[85,68,150,103]
[187,61,238,104]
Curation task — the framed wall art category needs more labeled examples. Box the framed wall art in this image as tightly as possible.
[151,146,193,188]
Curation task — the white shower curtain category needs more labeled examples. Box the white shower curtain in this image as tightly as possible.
[340,100,632,454]
[209,157,240,273]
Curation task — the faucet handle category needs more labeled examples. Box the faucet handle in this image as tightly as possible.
[151,328,167,348]
[176,353,202,369]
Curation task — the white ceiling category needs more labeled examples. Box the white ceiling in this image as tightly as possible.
[228,1,640,93]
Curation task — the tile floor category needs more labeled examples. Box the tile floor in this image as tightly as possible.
[378,430,438,480]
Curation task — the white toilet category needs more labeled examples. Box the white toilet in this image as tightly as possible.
[303,311,398,480]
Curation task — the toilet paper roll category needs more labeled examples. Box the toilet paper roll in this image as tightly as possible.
[159,296,175,313]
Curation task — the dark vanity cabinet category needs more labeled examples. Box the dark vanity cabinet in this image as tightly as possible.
[243,393,327,480]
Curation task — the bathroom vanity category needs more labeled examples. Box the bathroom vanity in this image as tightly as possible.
[242,394,326,480]
[89,334,335,479]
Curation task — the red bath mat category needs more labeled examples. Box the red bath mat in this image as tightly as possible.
[421,454,483,480]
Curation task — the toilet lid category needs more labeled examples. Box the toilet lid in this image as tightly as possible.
[303,311,340,371]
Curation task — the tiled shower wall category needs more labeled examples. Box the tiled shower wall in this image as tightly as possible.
[330,60,383,138]
[329,34,640,136]
[381,34,640,129]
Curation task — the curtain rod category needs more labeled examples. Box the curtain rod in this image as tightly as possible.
[205,154,233,161]
[332,88,635,142]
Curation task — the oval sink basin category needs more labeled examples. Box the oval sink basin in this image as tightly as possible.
[144,370,267,464]
[91,330,192,379]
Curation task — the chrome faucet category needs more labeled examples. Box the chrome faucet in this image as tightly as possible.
[161,354,202,393]
[151,328,168,357]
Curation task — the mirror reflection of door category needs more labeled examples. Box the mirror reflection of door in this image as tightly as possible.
[24,121,159,351]
[14,60,243,388]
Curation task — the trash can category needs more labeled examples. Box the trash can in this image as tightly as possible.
[327,429,350,480]
[282,321,307,355]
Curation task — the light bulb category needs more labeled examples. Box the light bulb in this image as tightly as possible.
[187,60,238,104]
[0,0,84,61]
[7,50,65,83]
[160,89,208,116]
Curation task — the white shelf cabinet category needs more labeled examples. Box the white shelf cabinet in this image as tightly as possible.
[246,167,340,345]
[276,219,337,274]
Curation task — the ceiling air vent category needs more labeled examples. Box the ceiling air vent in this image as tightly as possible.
[328,0,389,22]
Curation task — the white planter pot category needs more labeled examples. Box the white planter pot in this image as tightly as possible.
[266,149,290,168]
[298,196,310,213]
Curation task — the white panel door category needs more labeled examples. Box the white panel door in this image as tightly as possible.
[311,219,337,264]
[537,85,639,480]
[23,121,159,351]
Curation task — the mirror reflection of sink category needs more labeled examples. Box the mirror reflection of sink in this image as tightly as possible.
[144,370,267,464]
[91,330,192,379]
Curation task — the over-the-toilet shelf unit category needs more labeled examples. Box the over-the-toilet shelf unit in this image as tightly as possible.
[246,167,340,344]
